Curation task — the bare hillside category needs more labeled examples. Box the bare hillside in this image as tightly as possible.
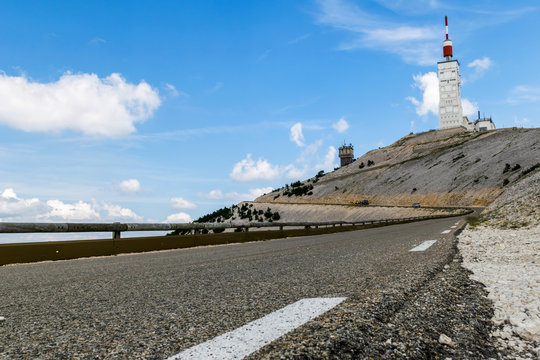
[257,128,540,207]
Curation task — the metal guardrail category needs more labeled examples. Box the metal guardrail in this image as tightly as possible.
[0,209,473,239]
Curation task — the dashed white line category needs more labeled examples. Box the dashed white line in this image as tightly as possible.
[409,240,437,252]
[441,230,451,234]
[167,297,346,360]
[451,226,457,228]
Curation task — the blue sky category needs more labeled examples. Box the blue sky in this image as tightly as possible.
[0,0,538,238]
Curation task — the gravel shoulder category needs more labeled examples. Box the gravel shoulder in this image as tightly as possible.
[457,170,540,359]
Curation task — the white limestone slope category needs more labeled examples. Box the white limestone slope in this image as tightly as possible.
[458,170,540,359]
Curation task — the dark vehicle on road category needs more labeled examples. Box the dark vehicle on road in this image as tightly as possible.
[412,203,421,208]
[361,200,369,205]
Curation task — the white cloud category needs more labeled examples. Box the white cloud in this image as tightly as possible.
[315,0,439,65]
[165,212,192,223]
[198,187,273,201]
[468,57,492,71]
[290,123,305,146]
[1,188,17,200]
[408,72,478,118]
[0,188,46,218]
[101,203,142,221]
[230,154,280,182]
[407,72,439,116]
[0,188,143,222]
[202,189,226,200]
[0,72,161,137]
[285,165,309,179]
[461,98,479,117]
[507,85,540,104]
[316,146,338,172]
[466,57,493,82]
[170,197,197,209]
[44,200,100,221]
[119,179,141,193]
[332,117,349,133]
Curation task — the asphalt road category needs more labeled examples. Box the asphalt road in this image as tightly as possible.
[0,216,465,359]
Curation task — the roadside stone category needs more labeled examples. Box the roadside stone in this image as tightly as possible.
[439,333,456,347]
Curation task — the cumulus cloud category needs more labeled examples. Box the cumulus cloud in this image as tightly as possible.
[119,179,141,193]
[198,187,273,201]
[165,212,192,223]
[0,188,47,218]
[290,123,305,146]
[408,72,478,118]
[170,197,197,209]
[0,72,161,137]
[45,200,100,221]
[0,188,142,222]
[462,99,479,117]
[230,154,280,182]
[316,146,338,172]
[102,203,142,221]
[407,72,439,116]
[284,165,309,179]
[332,117,349,133]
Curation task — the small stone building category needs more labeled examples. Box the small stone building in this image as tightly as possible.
[339,143,354,167]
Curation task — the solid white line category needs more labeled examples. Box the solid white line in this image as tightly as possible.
[167,297,347,360]
[441,230,451,234]
[451,226,456,228]
[409,240,437,252]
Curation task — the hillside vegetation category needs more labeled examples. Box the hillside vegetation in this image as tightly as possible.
[257,127,540,207]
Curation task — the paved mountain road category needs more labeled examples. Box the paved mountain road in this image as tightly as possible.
[0,217,464,359]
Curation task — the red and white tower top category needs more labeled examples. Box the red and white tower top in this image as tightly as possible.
[443,16,453,60]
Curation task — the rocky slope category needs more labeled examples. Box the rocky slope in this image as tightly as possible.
[256,127,540,207]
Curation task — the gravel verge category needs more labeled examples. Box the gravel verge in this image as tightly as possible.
[457,170,540,359]
[249,232,500,359]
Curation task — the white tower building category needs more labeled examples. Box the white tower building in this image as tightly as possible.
[438,16,465,129]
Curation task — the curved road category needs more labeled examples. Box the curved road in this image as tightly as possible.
[0,216,464,359]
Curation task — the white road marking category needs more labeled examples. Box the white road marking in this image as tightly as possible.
[409,240,437,252]
[454,222,459,225]
[167,297,346,360]
[451,226,456,228]
[441,230,451,234]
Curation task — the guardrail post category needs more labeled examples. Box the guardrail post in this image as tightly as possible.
[244,227,249,232]
[279,225,283,231]
[113,222,121,239]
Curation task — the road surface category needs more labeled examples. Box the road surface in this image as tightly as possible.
[0,216,466,359]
